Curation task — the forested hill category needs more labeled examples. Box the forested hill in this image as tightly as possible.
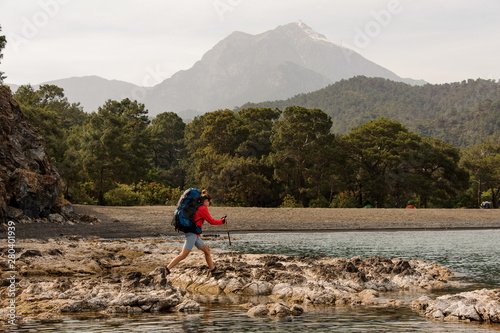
[237,77,500,148]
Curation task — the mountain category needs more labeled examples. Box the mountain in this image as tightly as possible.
[39,76,144,112]
[144,21,424,116]
[7,21,425,117]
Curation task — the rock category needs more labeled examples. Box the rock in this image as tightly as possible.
[3,236,462,325]
[240,281,273,295]
[267,303,292,317]
[271,283,293,300]
[0,86,60,220]
[175,299,200,312]
[49,213,65,223]
[248,304,269,317]
[290,304,304,316]
[248,303,303,318]
[20,250,43,258]
[411,289,500,323]
[54,198,77,220]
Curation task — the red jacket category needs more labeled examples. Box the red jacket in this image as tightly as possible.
[194,204,224,235]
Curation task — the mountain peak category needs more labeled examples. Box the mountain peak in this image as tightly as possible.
[280,21,331,44]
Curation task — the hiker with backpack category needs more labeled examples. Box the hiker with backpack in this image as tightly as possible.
[166,189,227,276]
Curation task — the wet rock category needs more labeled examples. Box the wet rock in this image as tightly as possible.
[175,299,200,312]
[248,303,304,318]
[1,236,459,325]
[247,304,268,317]
[412,288,500,323]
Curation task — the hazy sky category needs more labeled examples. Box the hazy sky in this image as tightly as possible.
[1,0,499,86]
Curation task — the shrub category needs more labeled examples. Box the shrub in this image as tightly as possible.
[309,196,330,208]
[280,194,301,208]
[330,192,358,208]
[136,181,173,205]
[104,184,144,206]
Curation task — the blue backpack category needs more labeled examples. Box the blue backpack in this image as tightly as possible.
[171,188,203,234]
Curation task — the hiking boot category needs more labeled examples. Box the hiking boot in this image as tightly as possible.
[160,267,171,279]
[210,266,224,277]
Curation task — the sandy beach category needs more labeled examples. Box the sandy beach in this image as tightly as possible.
[11,205,500,239]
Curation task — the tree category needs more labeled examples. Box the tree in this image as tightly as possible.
[461,141,500,208]
[234,107,281,158]
[344,118,421,207]
[306,133,349,205]
[183,108,281,206]
[79,99,150,204]
[0,25,6,84]
[271,106,332,206]
[149,112,186,187]
[14,84,89,200]
[14,84,87,163]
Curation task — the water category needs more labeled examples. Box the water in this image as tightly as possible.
[11,230,500,332]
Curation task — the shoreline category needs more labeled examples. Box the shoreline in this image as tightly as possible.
[5,205,499,239]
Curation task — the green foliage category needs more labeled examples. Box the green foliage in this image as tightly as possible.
[280,194,301,208]
[79,99,150,204]
[342,118,468,208]
[271,106,333,206]
[0,25,6,83]
[104,184,144,206]
[309,196,330,208]
[71,182,98,205]
[330,192,358,208]
[461,141,500,208]
[136,181,181,205]
[149,112,186,187]
[12,80,496,208]
[239,76,500,148]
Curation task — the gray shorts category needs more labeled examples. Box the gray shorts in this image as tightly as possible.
[183,232,206,251]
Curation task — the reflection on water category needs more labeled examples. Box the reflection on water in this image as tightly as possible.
[11,230,500,332]
[13,306,500,332]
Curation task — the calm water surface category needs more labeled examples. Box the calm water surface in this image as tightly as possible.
[12,229,500,332]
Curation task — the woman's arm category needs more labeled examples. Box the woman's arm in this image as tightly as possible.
[196,205,224,225]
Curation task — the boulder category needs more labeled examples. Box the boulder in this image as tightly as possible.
[411,288,500,322]
[247,303,304,318]
[0,86,60,221]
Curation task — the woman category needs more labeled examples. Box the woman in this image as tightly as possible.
[165,190,226,275]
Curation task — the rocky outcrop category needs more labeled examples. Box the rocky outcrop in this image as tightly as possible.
[0,236,459,326]
[0,86,60,221]
[167,254,453,307]
[411,289,500,322]
[8,269,199,322]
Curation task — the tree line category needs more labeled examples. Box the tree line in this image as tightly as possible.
[11,84,500,208]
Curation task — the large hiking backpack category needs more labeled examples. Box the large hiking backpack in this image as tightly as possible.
[171,188,203,234]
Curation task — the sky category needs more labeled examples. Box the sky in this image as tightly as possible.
[1,0,499,87]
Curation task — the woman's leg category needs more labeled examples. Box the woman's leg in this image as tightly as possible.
[199,245,215,270]
[167,233,196,270]
[167,248,191,270]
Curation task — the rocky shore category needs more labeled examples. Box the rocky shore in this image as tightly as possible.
[1,236,461,327]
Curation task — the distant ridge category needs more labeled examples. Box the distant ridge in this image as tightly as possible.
[238,76,500,147]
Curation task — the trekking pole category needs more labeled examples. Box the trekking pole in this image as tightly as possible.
[223,215,234,262]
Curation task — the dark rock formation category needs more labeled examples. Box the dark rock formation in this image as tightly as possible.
[0,86,60,221]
